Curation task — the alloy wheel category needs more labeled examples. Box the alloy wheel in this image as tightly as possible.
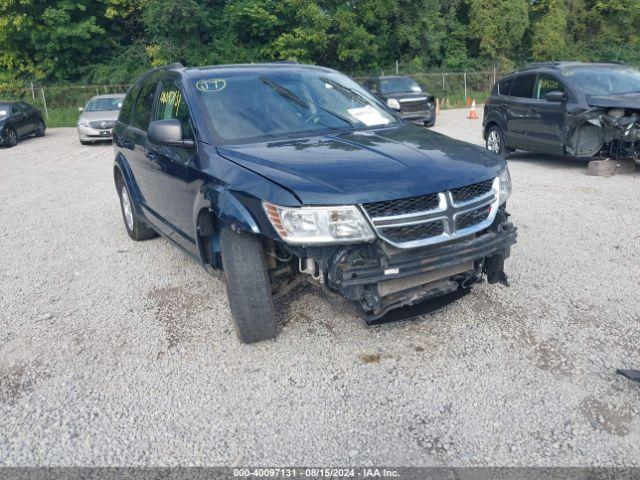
[121,185,134,231]
[487,130,501,154]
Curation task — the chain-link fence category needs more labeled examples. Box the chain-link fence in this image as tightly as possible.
[0,70,507,127]
[0,84,130,127]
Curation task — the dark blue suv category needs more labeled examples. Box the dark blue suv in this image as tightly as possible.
[113,63,517,343]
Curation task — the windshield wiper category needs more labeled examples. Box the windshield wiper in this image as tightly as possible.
[260,77,309,109]
[316,106,356,127]
[319,76,370,104]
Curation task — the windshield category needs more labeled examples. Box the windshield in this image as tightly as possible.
[85,97,123,112]
[0,104,10,118]
[380,77,422,94]
[564,67,640,95]
[192,69,399,144]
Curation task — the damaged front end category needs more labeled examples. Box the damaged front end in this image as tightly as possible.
[318,209,516,321]
[264,176,517,323]
[567,106,640,160]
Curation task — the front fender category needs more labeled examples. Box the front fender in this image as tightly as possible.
[483,110,507,139]
[192,183,264,271]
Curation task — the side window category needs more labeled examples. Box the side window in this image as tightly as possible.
[154,81,193,140]
[498,77,513,96]
[367,81,379,94]
[118,86,138,124]
[131,81,157,131]
[534,74,565,100]
[510,74,536,98]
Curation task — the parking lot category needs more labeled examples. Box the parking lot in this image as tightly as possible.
[1,108,639,466]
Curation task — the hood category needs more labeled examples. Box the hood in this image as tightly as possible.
[217,124,504,205]
[78,110,120,123]
[587,93,640,109]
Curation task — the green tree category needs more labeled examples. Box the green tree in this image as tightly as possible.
[467,0,529,67]
[530,0,568,61]
[0,0,112,81]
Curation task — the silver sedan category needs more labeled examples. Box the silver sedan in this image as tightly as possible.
[77,94,125,145]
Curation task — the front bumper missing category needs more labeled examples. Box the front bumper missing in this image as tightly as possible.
[325,215,517,321]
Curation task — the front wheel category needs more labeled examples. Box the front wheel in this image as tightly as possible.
[35,120,46,137]
[486,126,513,158]
[3,128,18,148]
[220,227,277,343]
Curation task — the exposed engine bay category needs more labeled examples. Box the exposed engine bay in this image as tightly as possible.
[567,107,640,160]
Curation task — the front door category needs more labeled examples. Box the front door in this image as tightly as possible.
[525,74,567,155]
[144,79,198,250]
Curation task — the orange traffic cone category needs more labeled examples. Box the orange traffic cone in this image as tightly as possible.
[466,95,472,106]
[467,99,479,120]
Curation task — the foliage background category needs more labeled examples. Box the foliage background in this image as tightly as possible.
[1,0,639,85]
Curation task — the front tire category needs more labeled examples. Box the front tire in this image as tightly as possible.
[116,174,157,241]
[3,128,18,148]
[486,126,513,158]
[35,121,46,137]
[220,227,277,344]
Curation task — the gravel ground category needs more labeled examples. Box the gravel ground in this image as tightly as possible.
[1,109,639,466]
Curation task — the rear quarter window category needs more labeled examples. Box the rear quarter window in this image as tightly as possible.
[131,81,158,131]
[118,87,138,124]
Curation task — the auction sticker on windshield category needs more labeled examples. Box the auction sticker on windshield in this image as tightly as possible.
[347,105,390,126]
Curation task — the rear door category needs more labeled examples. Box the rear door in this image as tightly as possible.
[503,74,536,150]
[124,79,165,230]
[525,74,567,155]
[145,78,198,247]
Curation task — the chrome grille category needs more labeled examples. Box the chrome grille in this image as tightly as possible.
[451,179,493,204]
[89,120,116,129]
[401,102,427,113]
[455,205,491,230]
[362,177,499,248]
[363,193,439,218]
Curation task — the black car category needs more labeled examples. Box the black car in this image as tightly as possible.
[0,101,46,148]
[363,76,436,127]
[113,63,516,343]
[483,62,640,161]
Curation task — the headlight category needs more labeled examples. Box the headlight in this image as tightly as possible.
[498,167,512,205]
[386,98,400,110]
[78,120,88,127]
[263,202,375,245]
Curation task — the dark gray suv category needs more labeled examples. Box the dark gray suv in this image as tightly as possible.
[483,62,640,161]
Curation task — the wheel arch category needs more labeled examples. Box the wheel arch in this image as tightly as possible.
[113,155,144,216]
[192,182,263,271]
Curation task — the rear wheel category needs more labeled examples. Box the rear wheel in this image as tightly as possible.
[35,120,46,137]
[220,227,277,344]
[116,174,157,241]
[486,126,513,158]
[3,128,18,148]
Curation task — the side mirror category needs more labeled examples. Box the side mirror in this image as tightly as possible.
[544,91,567,102]
[78,107,84,112]
[148,119,194,148]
